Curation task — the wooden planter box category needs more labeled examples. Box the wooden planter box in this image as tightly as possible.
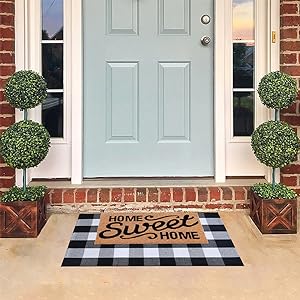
[0,197,47,238]
[250,190,298,234]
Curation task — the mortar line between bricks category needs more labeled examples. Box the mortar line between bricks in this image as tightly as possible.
[183,188,186,203]
[109,188,112,203]
[207,188,211,202]
[85,189,88,203]
[61,189,65,204]
[121,187,125,203]
[229,186,234,201]
[195,187,199,202]
[97,188,101,203]
[242,187,248,202]
[96,188,99,203]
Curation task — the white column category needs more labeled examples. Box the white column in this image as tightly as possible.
[214,0,227,183]
[71,0,83,184]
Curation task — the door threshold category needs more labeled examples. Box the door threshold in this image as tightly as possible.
[30,177,266,188]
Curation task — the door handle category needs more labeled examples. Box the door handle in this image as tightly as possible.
[201,36,211,46]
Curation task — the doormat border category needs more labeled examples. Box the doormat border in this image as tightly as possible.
[62,212,243,267]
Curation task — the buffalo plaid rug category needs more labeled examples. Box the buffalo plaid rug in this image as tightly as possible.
[62,212,243,267]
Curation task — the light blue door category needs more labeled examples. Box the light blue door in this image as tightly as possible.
[83,0,214,177]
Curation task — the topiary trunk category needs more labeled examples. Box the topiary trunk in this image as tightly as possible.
[23,109,28,192]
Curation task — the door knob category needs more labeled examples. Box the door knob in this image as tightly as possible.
[201,36,211,46]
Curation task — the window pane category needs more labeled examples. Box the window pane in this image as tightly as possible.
[233,43,254,88]
[233,92,254,136]
[42,43,63,89]
[233,0,254,40]
[42,92,63,137]
[42,0,63,40]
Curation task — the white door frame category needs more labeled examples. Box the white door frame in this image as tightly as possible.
[15,0,73,184]
[15,0,279,185]
[225,0,280,178]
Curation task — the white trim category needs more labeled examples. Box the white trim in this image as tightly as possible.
[255,0,269,128]
[14,0,26,187]
[27,0,41,78]
[214,0,228,183]
[41,40,64,44]
[225,0,280,177]
[255,0,271,179]
[14,0,280,184]
[269,0,280,72]
[15,0,25,71]
[15,0,72,183]
[268,0,281,183]
[71,0,83,184]
[15,0,41,185]
[33,0,71,178]
[74,0,226,184]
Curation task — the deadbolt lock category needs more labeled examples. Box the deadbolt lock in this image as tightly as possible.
[201,15,211,25]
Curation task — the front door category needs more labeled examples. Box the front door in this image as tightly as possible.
[83,0,214,177]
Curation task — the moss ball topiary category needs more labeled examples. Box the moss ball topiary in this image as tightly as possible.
[258,71,298,109]
[251,120,300,168]
[0,186,47,202]
[0,120,51,169]
[4,70,47,110]
[251,183,297,200]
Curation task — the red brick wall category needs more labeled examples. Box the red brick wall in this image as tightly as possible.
[0,1,299,202]
[0,0,15,194]
[46,186,250,211]
[280,0,300,196]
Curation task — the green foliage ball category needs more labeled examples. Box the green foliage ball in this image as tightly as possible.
[251,121,300,168]
[0,186,47,202]
[252,183,297,200]
[4,70,47,110]
[0,120,51,169]
[258,71,298,109]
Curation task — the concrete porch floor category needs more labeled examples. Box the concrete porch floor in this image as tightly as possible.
[0,212,299,300]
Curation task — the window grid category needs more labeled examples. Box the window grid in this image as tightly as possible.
[232,0,255,137]
[41,0,64,138]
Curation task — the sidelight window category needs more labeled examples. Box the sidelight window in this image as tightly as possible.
[41,0,64,138]
[232,0,255,137]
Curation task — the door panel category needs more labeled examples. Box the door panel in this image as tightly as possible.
[83,0,214,177]
[159,0,190,35]
[106,62,139,142]
[158,62,190,141]
[107,0,139,35]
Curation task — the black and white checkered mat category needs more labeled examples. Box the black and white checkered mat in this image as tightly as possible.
[62,213,243,267]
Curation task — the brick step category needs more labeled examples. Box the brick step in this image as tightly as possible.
[46,186,250,211]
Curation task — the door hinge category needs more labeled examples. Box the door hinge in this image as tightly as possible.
[272,31,276,43]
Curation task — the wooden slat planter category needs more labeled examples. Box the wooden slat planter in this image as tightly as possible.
[250,191,297,234]
[0,197,47,238]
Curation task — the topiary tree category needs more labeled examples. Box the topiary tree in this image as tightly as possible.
[251,71,300,199]
[4,70,47,110]
[0,70,50,202]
